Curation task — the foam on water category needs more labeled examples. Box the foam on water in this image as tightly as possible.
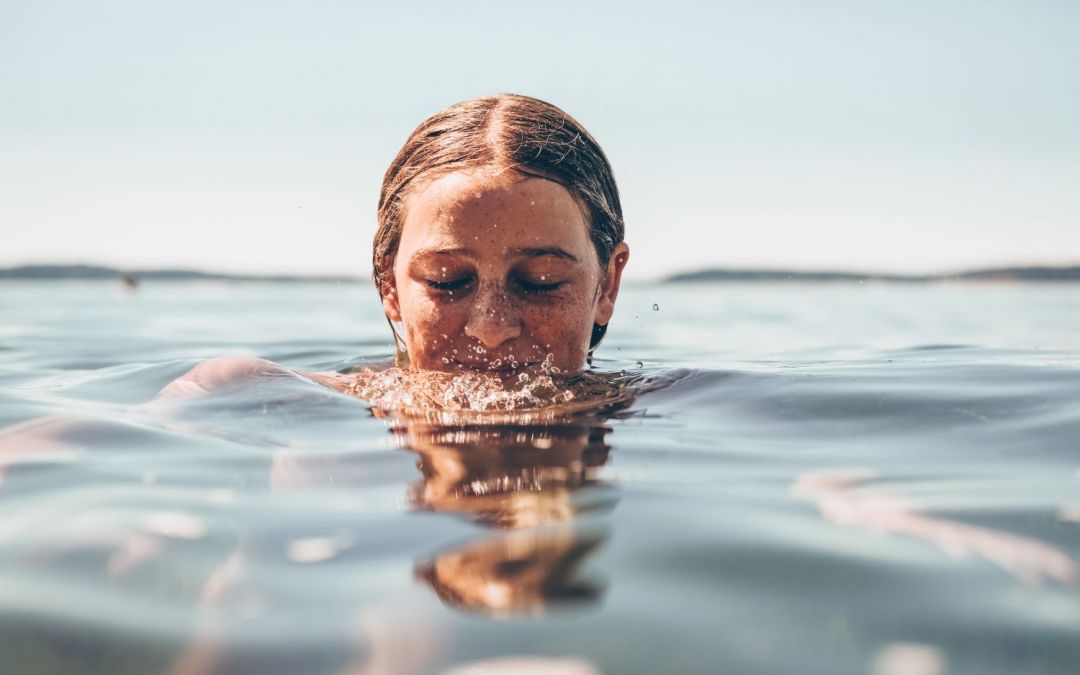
[339,354,663,423]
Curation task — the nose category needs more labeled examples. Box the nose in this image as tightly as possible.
[463,286,522,349]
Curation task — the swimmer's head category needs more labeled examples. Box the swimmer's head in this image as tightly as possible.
[373,94,629,373]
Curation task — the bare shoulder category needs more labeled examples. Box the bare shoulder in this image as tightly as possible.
[155,356,304,400]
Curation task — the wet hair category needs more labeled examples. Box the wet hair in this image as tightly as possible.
[373,94,624,348]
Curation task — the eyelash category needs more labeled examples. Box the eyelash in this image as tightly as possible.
[516,280,564,295]
[425,277,472,291]
[423,277,564,295]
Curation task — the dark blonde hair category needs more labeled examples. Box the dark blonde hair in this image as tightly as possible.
[373,94,625,331]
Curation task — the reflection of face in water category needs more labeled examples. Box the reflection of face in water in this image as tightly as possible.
[394,420,616,617]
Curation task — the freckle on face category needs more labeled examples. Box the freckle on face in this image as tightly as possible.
[391,171,602,373]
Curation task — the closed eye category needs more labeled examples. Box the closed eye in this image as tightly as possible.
[425,277,472,291]
[516,279,564,295]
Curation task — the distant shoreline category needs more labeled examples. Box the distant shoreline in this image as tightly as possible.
[663,265,1080,283]
[1,263,1078,284]
[0,265,362,284]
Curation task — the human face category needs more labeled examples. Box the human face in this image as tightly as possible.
[382,170,628,373]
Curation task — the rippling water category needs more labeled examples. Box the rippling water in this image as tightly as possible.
[1,281,1079,675]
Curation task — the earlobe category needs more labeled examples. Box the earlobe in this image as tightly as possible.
[381,280,402,323]
[593,243,630,326]
[381,280,409,365]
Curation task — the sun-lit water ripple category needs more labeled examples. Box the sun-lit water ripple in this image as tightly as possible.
[1,281,1078,675]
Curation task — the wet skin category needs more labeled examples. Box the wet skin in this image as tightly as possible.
[382,170,630,373]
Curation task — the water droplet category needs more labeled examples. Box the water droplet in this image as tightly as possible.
[652,303,659,311]
[636,361,644,368]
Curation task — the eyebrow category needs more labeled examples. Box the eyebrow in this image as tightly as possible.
[412,246,477,260]
[507,246,580,262]
[411,246,580,263]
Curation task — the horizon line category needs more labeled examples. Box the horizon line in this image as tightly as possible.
[3,261,1080,284]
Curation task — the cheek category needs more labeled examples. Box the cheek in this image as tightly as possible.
[397,291,468,360]
[522,296,596,358]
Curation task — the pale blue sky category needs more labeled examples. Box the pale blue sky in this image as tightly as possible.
[2,0,1078,279]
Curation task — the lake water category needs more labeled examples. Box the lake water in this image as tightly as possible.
[1,280,1079,675]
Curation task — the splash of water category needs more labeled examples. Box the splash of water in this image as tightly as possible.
[343,355,647,422]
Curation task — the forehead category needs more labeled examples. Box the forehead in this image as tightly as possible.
[398,170,593,256]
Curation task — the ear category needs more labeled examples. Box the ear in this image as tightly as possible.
[380,271,402,323]
[593,242,630,326]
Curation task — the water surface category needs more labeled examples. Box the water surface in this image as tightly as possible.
[1,281,1078,675]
